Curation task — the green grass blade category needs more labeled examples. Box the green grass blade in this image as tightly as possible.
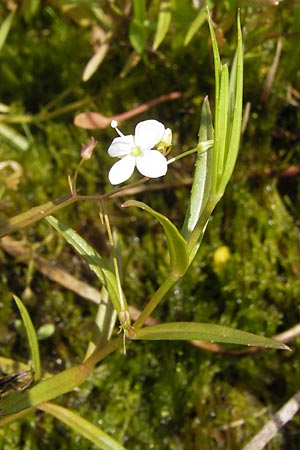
[181,96,214,238]
[215,64,229,186]
[13,295,41,382]
[130,0,147,54]
[184,7,206,46]
[129,20,147,54]
[46,216,126,316]
[218,13,243,194]
[84,288,117,361]
[133,0,146,21]
[133,322,290,350]
[0,9,16,53]
[39,403,126,450]
[152,0,172,51]
[207,8,222,114]
[122,200,189,277]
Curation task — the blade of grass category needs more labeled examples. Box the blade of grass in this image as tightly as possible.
[132,322,290,350]
[218,13,243,194]
[0,9,16,53]
[152,0,172,51]
[181,96,214,238]
[39,402,126,450]
[46,215,128,319]
[13,295,41,382]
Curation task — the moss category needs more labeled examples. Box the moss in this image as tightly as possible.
[1,1,300,448]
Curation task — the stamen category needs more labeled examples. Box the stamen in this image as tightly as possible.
[111,120,124,137]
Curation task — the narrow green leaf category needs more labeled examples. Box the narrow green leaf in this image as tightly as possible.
[20,0,40,21]
[133,0,146,22]
[215,63,229,185]
[45,216,126,316]
[84,288,117,361]
[207,9,222,109]
[0,193,76,238]
[181,96,214,239]
[130,0,147,55]
[133,322,290,350]
[129,20,147,54]
[39,403,126,450]
[152,0,172,51]
[122,200,189,277]
[13,295,41,382]
[0,9,15,53]
[184,7,206,46]
[0,364,91,416]
[219,13,243,194]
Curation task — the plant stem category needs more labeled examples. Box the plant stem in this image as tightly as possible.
[132,276,177,332]
[84,336,123,369]
[186,195,221,262]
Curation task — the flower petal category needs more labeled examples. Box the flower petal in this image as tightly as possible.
[136,150,168,178]
[108,155,136,185]
[134,120,165,150]
[108,135,135,157]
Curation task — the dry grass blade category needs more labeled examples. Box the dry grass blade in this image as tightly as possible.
[242,391,300,450]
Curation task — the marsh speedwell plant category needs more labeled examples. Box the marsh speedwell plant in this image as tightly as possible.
[0,14,289,450]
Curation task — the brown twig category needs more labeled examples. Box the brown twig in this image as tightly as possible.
[73,91,183,129]
[242,391,300,450]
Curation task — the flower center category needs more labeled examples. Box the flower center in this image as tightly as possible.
[130,146,142,157]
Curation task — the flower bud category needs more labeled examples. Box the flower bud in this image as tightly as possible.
[156,128,172,155]
[81,137,98,160]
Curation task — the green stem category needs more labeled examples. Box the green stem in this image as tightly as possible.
[131,199,220,333]
[167,140,213,165]
[186,195,221,260]
[133,276,177,332]
[0,178,149,238]
[84,336,123,369]
[0,193,78,238]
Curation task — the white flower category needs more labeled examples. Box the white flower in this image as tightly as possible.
[108,119,169,185]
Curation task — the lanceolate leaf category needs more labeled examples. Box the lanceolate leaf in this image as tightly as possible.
[130,0,147,54]
[122,200,189,277]
[184,7,207,46]
[181,96,214,239]
[39,403,126,450]
[152,0,172,51]
[215,64,229,183]
[218,13,243,194]
[207,9,222,109]
[13,295,41,382]
[0,9,15,53]
[45,216,126,316]
[132,322,290,350]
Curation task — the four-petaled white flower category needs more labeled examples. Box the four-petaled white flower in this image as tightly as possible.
[108,119,169,185]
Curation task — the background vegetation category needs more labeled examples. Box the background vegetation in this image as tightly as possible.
[0,0,300,449]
